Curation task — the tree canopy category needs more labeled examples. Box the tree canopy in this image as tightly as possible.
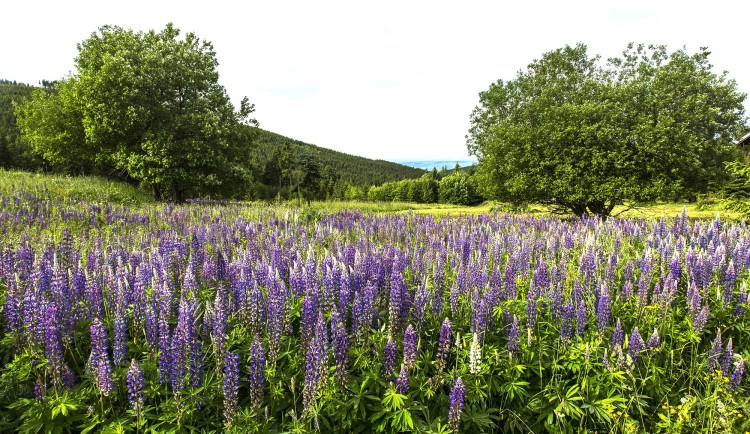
[467,43,747,217]
[15,24,257,201]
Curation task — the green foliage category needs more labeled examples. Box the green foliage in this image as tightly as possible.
[437,172,483,206]
[14,24,258,202]
[0,82,43,170]
[368,172,482,206]
[468,43,747,218]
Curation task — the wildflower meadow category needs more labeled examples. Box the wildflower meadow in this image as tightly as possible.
[0,177,748,432]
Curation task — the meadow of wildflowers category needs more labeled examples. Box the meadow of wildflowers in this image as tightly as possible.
[0,177,748,432]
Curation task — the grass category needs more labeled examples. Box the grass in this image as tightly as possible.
[0,168,152,205]
[0,169,744,221]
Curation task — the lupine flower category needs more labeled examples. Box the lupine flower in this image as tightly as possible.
[647,329,660,353]
[729,360,744,390]
[447,377,466,432]
[249,333,266,408]
[693,305,710,335]
[403,324,418,370]
[113,313,127,366]
[34,378,46,401]
[223,351,240,426]
[383,336,397,378]
[435,318,451,372]
[596,282,610,336]
[90,317,114,396]
[611,318,623,350]
[333,320,349,387]
[61,363,76,390]
[628,327,644,366]
[469,332,481,374]
[508,315,520,361]
[724,260,736,308]
[708,330,723,373]
[44,303,63,381]
[126,359,145,412]
[722,338,734,376]
[736,282,747,319]
[395,364,409,395]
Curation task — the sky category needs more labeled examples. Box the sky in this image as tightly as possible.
[2,1,749,161]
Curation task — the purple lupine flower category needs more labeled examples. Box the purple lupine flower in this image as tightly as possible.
[435,318,452,372]
[447,377,466,432]
[575,298,587,338]
[611,318,623,350]
[127,359,145,411]
[551,284,564,321]
[249,333,266,408]
[303,313,329,411]
[722,338,734,376]
[647,329,660,353]
[90,317,114,395]
[44,303,63,381]
[61,363,76,390]
[560,298,574,344]
[389,269,409,335]
[383,336,397,378]
[693,305,710,335]
[223,351,240,426]
[169,296,204,395]
[449,283,460,316]
[333,320,349,387]
[508,315,520,361]
[707,330,723,373]
[34,378,46,401]
[526,296,537,334]
[724,260,736,308]
[395,364,409,395]
[412,282,430,331]
[113,313,127,366]
[403,324,418,370]
[571,278,583,305]
[669,251,682,283]
[729,360,744,390]
[736,282,747,319]
[628,326,644,366]
[504,259,517,300]
[212,283,230,373]
[157,312,171,385]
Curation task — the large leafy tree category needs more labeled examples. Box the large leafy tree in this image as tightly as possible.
[16,23,257,201]
[467,43,747,217]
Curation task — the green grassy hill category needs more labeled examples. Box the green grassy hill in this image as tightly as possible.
[253,128,426,187]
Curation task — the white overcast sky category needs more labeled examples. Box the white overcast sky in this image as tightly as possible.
[2,1,748,161]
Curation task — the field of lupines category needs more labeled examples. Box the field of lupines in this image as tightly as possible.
[0,176,749,433]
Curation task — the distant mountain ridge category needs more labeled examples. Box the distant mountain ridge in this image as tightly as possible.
[393,160,478,171]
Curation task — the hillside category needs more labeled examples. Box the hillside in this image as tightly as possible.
[253,128,426,187]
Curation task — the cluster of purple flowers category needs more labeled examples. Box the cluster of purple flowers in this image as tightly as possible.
[2,189,749,429]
